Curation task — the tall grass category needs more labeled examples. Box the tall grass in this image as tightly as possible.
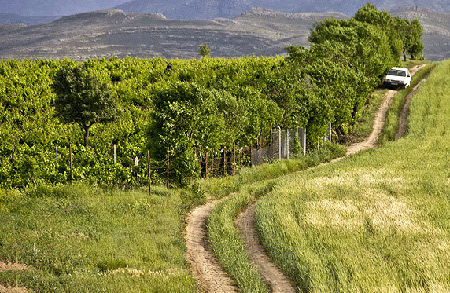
[0,184,201,292]
[256,60,450,291]
[206,143,345,292]
[380,63,436,143]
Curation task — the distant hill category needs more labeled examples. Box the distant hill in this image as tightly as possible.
[391,7,450,61]
[0,7,448,61]
[0,0,126,16]
[0,13,59,25]
[115,0,450,19]
[0,8,346,60]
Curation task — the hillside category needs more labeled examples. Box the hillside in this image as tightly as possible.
[0,13,58,25]
[115,0,450,19]
[0,6,448,60]
[391,7,450,60]
[0,0,125,17]
[0,8,346,60]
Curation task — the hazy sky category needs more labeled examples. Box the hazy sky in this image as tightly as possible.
[0,0,126,16]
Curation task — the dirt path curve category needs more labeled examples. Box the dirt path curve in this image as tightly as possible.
[186,65,425,293]
[395,64,427,140]
[235,204,295,292]
[185,200,237,292]
[234,64,426,292]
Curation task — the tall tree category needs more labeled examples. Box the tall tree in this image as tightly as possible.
[52,63,119,147]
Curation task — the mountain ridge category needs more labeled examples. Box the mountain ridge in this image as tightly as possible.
[0,7,448,61]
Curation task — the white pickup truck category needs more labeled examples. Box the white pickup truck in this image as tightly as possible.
[383,68,411,89]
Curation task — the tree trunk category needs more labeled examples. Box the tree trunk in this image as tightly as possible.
[83,124,90,147]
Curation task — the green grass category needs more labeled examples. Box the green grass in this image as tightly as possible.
[380,63,436,143]
[0,184,202,292]
[256,60,450,291]
[206,143,345,292]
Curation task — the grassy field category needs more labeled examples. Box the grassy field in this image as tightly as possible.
[0,60,436,292]
[0,184,202,292]
[207,143,345,292]
[256,60,450,291]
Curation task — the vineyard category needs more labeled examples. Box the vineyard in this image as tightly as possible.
[0,4,424,189]
[0,4,438,292]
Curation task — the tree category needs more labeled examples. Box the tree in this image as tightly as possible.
[199,43,211,58]
[52,63,119,147]
[395,18,424,60]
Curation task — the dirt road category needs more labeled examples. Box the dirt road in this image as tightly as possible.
[186,65,426,292]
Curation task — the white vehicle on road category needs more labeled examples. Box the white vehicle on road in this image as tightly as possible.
[383,67,411,88]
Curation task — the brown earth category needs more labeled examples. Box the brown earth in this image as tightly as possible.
[185,200,237,292]
[0,261,29,293]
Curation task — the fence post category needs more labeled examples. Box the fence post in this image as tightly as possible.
[233,143,236,176]
[222,147,226,176]
[166,146,170,189]
[114,144,117,164]
[278,126,282,160]
[69,142,73,185]
[286,130,290,160]
[301,127,306,156]
[328,123,332,142]
[147,150,151,195]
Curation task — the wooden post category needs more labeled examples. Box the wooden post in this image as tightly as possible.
[114,144,117,164]
[278,126,282,160]
[250,146,253,168]
[147,150,151,195]
[233,143,236,176]
[223,147,226,176]
[166,146,170,189]
[211,150,214,177]
[205,151,208,178]
[69,142,73,185]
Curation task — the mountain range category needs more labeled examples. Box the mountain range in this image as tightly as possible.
[0,7,448,61]
[2,0,450,19]
[115,0,450,20]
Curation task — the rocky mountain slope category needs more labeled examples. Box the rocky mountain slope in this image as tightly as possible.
[0,8,346,60]
[0,7,448,60]
[391,7,450,61]
[116,0,450,19]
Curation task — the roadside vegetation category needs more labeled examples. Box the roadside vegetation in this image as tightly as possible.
[380,61,435,143]
[0,184,201,291]
[0,3,431,292]
[255,60,450,291]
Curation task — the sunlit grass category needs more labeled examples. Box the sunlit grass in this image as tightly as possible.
[0,184,200,292]
[256,60,450,291]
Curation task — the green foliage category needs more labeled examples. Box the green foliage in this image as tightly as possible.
[256,60,450,291]
[52,62,120,147]
[0,5,423,188]
[0,184,199,292]
[198,42,211,58]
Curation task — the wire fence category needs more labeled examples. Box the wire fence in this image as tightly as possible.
[251,124,332,166]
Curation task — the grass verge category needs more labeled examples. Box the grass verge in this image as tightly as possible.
[380,62,436,143]
[256,60,450,291]
[207,143,345,292]
[0,184,203,292]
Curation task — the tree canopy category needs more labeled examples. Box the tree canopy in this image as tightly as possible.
[52,62,119,147]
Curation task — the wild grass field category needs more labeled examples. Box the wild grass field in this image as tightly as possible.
[0,59,438,292]
[256,60,450,291]
[0,184,201,292]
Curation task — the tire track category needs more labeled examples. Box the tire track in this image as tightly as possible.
[234,65,426,292]
[185,201,237,292]
[185,65,425,292]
